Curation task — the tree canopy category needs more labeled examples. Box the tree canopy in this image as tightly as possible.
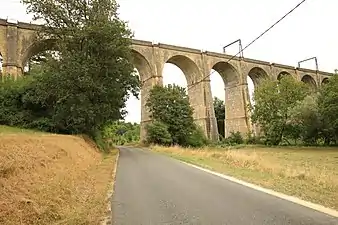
[103,121,140,145]
[146,84,207,147]
[213,97,225,138]
[0,0,139,151]
[213,97,225,121]
[251,76,309,145]
[318,75,338,144]
[21,0,139,136]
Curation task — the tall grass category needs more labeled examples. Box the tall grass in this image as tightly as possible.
[152,145,338,210]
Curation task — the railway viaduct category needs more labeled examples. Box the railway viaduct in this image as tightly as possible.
[0,18,334,141]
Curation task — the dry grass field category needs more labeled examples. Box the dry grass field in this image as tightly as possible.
[152,145,338,211]
[0,126,117,225]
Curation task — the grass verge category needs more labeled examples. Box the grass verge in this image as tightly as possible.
[151,145,338,211]
[0,125,45,134]
[0,126,117,225]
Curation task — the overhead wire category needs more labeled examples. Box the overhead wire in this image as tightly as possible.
[188,0,307,91]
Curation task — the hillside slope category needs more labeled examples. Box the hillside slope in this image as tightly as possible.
[0,127,117,225]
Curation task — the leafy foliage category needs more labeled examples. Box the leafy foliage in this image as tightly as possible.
[0,76,35,128]
[0,0,139,151]
[213,97,225,138]
[287,94,323,145]
[146,84,207,147]
[146,121,172,146]
[251,76,309,145]
[2,0,338,150]
[103,121,140,146]
[223,131,244,145]
[213,97,225,121]
[318,75,338,144]
[27,1,137,129]
[245,132,263,145]
[250,74,338,146]
[185,125,209,148]
[146,85,194,145]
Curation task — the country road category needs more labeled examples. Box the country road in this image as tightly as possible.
[112,147,338,225]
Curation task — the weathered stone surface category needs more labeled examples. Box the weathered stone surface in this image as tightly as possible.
[0,18,334,141]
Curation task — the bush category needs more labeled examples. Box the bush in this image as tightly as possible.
[102,121,140,146]
[250,76,309,145]
[184,125,209,148]
[146,121,172,146]
[146,85,195,146]
[245,132,263,145]
[92,130,111,153]
[222,131,244,145]
[0,76,36,128]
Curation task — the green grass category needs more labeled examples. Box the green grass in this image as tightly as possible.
[0,125,46,134]
[151,145,338,211]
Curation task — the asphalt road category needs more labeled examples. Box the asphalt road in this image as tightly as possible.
[112,147,338,225]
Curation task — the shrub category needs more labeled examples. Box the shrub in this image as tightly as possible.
[245,132,263,145]
[185,125,209,148]
[223,131,244,145]
[0,76,36,128]
[102,121,140,146]
[146,121,172,146]
[146,85,195,146]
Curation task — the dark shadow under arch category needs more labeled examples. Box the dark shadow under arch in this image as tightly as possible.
[301,74,317,89]
[212,61,240,87]
[322,77,329,85]
[129,50,154,140]
[248,67,269,87]
[131,49,152,83]
[277,71,292,81]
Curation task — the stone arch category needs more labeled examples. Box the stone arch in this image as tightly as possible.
[163,54,208,136]
[165,55,201,85]
[131,49,152,83]
[20,39,57,69]
[301,74,317,89]
[130,49,154,141]
[277,71,292,80]
[322,77,329,85]
[211,61,240,87]
[210,61,246,137]
[248,67,269,87]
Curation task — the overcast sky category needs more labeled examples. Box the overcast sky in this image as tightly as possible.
[1,0,337,123]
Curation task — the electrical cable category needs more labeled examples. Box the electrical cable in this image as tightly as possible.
[188,0,307,90]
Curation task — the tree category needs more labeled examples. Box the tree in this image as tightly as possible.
[287,94,323,145]
[146,84,206,147]
[251,76,309,145]
[318,75,338,144]
[21,0,139,139]
[213,97,225,137]
[0,76,36,128]
[102,121,140,145]
[146,121,172,146]
[213,97,225,121]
